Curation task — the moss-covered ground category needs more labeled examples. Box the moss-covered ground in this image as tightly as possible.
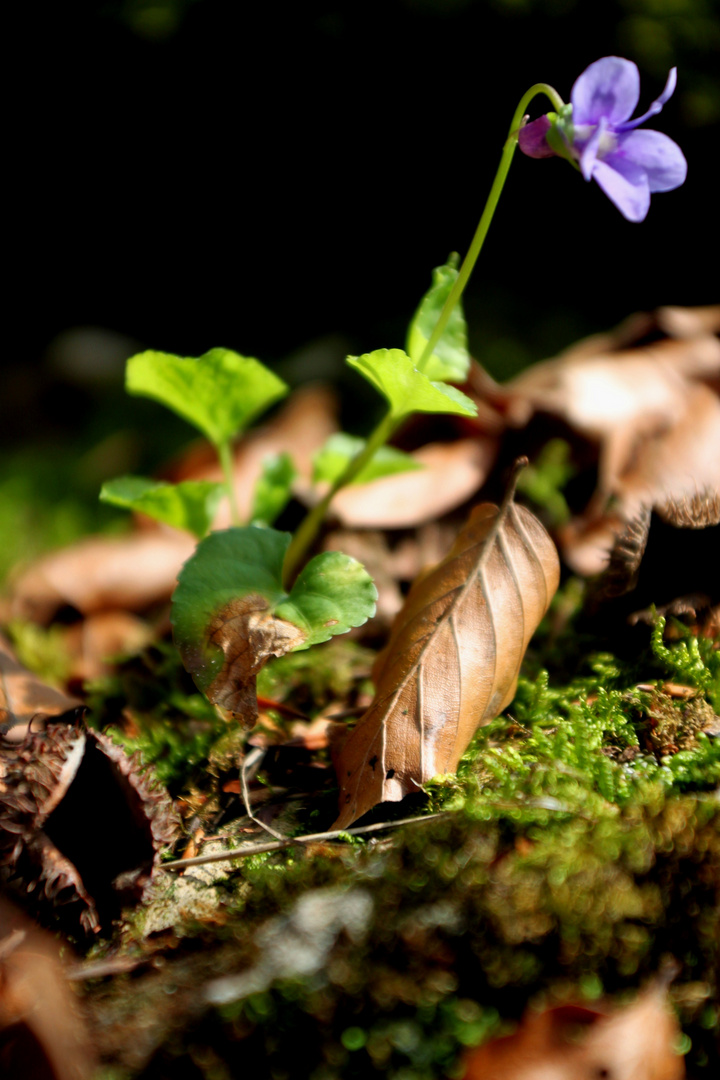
[65,592,719,1079]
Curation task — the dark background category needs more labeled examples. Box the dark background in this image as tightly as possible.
[6,0,720,444]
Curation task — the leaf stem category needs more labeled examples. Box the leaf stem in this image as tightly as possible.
[416,83,564,372]
[282,410,398,587]
[282,84,562,584]
[217,439,241,527]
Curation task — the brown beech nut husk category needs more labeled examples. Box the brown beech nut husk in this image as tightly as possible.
[0,720,179,935]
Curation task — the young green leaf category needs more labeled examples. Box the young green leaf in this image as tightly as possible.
[407,256,470,383]
[346,349,476,421]
[312,433,422,486]
[100,476,224,539]
[250,452,297,526]
[171,527,377,723]
[275,550,379,648]
[125,348,288,446]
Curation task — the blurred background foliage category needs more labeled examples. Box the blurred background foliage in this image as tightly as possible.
[4,0,719,577]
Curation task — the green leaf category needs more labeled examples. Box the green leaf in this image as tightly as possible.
[275,551,379,647]
[346,349,476,421]
[407,256,469,383]
[171,528,377,713]
[312,433,422,486]
[99,476,224,538]
[125,348,288,446]
[250,452,297,526]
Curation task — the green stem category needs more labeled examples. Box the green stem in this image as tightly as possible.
[283,82,564,583]
[282,411,398,587]
[217,439,241,527]
[416,82,564,372]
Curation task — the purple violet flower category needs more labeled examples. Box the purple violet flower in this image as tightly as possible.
[519,57,687,222]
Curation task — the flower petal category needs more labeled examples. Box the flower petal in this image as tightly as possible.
[571,56,640,126]
[518,115,555,158]
[579,117,605,180]
[616,67,678,131]
[591,156,650,222]
[616,129,687,192]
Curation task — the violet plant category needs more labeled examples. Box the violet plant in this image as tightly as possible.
[103,57,687,718]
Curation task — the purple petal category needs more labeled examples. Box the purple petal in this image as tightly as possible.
[571,56,640,126]
[518,115,555,158]
[591,156,650,222]
[616,67,678,132]
[579,117,606,180]
[616,129,687,192]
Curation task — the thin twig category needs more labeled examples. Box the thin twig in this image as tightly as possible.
[161,812,450,871]
[240,746,287,841]
[66,954,148,982]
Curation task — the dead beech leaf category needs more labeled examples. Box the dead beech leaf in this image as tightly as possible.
[616,382,720,518]
[461,979,684,1080]
[657,303,720,340]
[473,308,720,519]
[63,610,155,681]
[0,632,80,739]
[8,530,195,624]
[0,898,95,1080]
[333,462,560,828]
[506,337,719,501]
[329,438,497,529]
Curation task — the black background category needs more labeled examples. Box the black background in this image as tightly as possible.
[11,0,720,431]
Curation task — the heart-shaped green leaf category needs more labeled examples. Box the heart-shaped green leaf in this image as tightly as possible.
[346,349,476,421]
[125,348,288,446]
[312,433,422,486]
[407,257,469,383]
[100,476,224,538]
[171,527,377,723]
[251,452,297,526]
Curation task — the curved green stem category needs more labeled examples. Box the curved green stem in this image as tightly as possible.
[283,82,564,583]
[416,83,564,372]
[282,411,398,587]
[218,439,241,527]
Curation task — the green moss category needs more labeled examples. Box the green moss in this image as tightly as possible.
[5,618,73,686]
[256,638,375,715]
[78,592,720,1078]
[123,791,717,1078]
[651,617,720,710]
[85,640,229,789]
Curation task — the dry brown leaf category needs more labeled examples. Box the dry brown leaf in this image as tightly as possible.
[0,897,96,1080]
[460,979,685,1080]
[617,382,720,518]
[556,511,626,577]
[472,307,720,527]
[0,632,80,739]
[204,595,307,725]
[63,610,155,681]
[503,336,719,499]
[333,463,560,828]
[329,438,497,529]
[8,530,195,624]
[657,304,720,339]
